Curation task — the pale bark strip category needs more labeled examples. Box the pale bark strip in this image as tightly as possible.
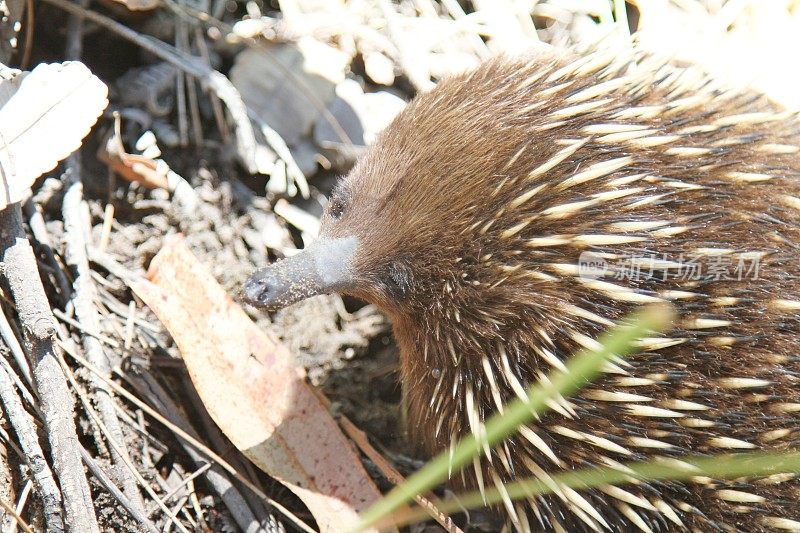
[62,163,146,513]
[0,203,100,533]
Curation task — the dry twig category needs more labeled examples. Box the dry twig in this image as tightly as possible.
[0,204,99,533]
[0,359,63,531]
[0,497,34,533]
[62,164,147,515]
[78,447,159,533]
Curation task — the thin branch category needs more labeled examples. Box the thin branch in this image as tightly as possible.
[157,463,212,507]
[126,372,284,533]
[62,164,146,514]
[0,499,33,533]
[23,198,71,307]
[0,308,34,394]
[0,203,99,533]
[78,447,159,533]
[0,360,63,531]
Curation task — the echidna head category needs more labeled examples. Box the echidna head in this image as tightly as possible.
[241,142,471,317]
[243,61,532,318]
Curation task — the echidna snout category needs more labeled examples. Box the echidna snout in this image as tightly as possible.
[246,46,800,533]
[243,236,359,310]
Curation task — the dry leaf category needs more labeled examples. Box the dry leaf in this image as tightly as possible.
[131,234,386,533]
[98,140,171,190]
[0,61,108,210]
[97,118,170,190]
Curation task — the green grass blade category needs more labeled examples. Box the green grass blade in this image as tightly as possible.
[388,451,800,527]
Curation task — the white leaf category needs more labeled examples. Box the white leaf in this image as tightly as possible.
[0,61,109,210]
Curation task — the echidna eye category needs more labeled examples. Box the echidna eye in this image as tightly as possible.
[328,196,346,220]
[327,183,352,221]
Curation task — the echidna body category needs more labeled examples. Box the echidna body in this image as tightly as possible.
[245,46,800,532]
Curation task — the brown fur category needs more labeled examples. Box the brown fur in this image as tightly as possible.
[291,47,800,531]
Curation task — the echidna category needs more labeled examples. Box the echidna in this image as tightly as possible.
[244,45,800,532]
